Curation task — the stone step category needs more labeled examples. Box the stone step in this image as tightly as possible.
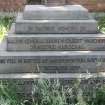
[0,73,105,79]
[0,73,105,94]
[7,33,105,51]
[15,14,98,34]
[23,5,89,20]
[0,49,105,73]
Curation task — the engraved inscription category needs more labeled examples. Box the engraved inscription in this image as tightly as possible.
[0,56,105,64]
[8,37,105,51]
[16,21,97,34]
[0,56,105,73]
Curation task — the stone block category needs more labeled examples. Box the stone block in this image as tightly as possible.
[1,73,105,95]
[15,14,98,34]
[0,73,105,79]
[7,32,105,51]
[0,50,105,73]
[23,5,89,20]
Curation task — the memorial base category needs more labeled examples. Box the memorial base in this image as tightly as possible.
[0,73,105,95]
[1,4,105,95]
[0,46,105,73]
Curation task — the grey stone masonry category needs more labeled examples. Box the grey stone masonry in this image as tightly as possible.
[7,25,105,51]
[23,5,89,20]
[0,5,105,95]
[1,73,105,79]
[15,13,98,34]
[1,5,105,80]
[0,73,105,79]
[0,50,105,73]
[1,73,105,95]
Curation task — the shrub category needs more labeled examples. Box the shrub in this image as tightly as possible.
[98,16,105,33]
[0,79,105,105]
[0,16,14,41]
[0,81,24,105]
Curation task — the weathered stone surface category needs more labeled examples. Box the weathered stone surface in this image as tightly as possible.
[1,73,105,95]
[0,50,105,73]
[23,5,89,20]
[7,33,105,51]
[1,4,105,95]
[15,14,98,34]
[0,73,105,79]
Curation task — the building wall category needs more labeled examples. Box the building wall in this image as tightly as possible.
[0,0,26,12]
[0,0,105,12]
[68,0,105,12]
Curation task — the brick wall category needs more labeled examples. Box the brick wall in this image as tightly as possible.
[0,0,26,12]
[68,0,105,12]
[0,0,105,12]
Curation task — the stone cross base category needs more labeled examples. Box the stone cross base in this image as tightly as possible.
[41,0,66,6]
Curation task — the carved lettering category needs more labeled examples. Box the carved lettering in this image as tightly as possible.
[8,37,105,51]
[0,57,105,64]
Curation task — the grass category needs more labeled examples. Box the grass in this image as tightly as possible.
[0,79,105,105]
[98,16,105,34]
[0,16,14,42]
[0,80,25,105]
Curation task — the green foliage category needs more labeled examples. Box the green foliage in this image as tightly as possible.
[0,79,105,105]
[89,85,105,105]
[0,16,14,41]
[32,79,67,105]
[0,16,14,29]
[31,78,105,105]
[31,79,87,105]
[0,80,24,105]
[0,96,12,105]
[98,16,105,33]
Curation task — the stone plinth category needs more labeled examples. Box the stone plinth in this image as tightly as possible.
[23,5,89,20]
[15,14,98,34]
[0,50,105,73]
[1,73,105,95]
[7,34,105,51]
[0,5,105,95]
[7,30,105,51]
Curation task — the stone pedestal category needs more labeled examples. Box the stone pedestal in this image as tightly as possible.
[0,5,105,94]
[2,4,104,75]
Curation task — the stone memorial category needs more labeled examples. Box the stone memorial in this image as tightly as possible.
[4,4,105,75]
[0,4,105,94]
